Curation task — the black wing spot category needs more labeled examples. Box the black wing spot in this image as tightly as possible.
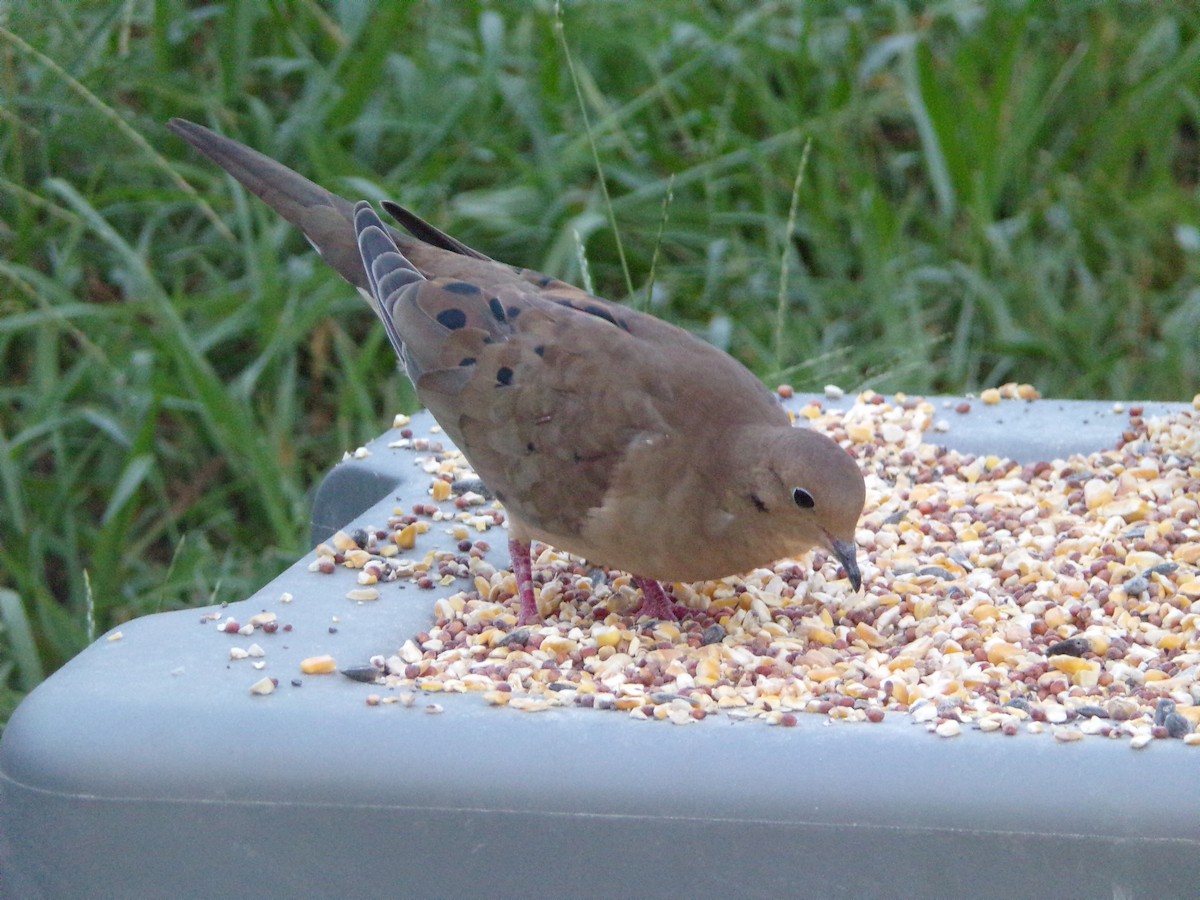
[488,297,507,322]
[526,442,535,453]
[506,306,522,319]
[496,366,514,386]
[583,304,619,327]
[793,488,815,509]
[749,493,768,513]
[444,281,481,295]
[436,308,468,330]
[534,345,545,357]
[547,295,622,328]
[458,356,476,367]
[536,275,554,287]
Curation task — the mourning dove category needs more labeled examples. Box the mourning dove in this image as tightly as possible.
[168,118,866,624]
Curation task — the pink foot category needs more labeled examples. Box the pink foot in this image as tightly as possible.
[633,576,681,621]
[508,538,540,625]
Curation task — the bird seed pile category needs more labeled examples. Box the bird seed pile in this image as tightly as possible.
[313,390,1200,746]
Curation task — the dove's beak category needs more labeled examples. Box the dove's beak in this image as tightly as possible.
[828,536,862,592]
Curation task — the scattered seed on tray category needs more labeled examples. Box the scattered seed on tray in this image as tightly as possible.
[312,388,1198,747]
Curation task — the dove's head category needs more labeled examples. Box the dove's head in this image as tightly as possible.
[747,426,867,589]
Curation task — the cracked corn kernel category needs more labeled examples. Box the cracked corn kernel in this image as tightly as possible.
[331,530,358,552]
[394,524,418,549]
[300,655,337,675]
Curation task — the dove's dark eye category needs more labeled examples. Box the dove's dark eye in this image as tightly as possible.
[793,488,815,509]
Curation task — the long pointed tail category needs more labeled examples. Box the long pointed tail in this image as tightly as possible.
[168,118,371,289]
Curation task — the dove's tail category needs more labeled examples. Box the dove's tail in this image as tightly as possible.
[168,118,384,289]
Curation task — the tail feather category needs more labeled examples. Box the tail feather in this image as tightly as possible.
[169,118,382,289]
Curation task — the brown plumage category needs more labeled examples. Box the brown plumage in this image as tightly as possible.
[168,118,866,623]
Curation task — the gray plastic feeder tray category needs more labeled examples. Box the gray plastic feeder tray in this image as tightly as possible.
[2,396,1197,899]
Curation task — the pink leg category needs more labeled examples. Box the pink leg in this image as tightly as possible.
[509,538,540,625]
[633,576,680,621]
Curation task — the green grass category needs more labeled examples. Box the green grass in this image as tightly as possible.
[2,0,1198,724]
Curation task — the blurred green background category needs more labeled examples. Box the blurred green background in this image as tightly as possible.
[2,0,1198,722]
